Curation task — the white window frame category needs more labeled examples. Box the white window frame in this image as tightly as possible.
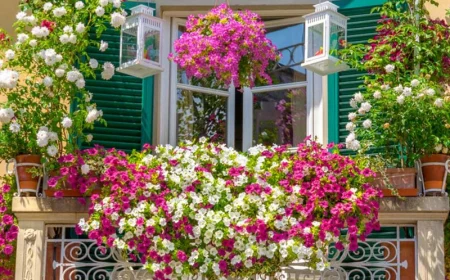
[155,8,327,148]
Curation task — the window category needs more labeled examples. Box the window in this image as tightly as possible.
[162,13,319,150]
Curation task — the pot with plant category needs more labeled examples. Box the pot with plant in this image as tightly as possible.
[340,0,450,196]
[0,1,127,196]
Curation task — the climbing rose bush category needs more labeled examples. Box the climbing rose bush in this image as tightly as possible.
[78,139,381,279]
[169,4,279,88]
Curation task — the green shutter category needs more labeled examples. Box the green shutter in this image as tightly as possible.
[328,5,383,147]
[83,2,154,153]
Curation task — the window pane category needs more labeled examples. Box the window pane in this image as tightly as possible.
[266,23,306,84]
[176,25,189,84]
[177,89,227,144]
[253,88,307,146]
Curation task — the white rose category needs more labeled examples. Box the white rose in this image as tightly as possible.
[112,0,121,8]
[373,90,381,99]
[397,95,405,104]
[402,87,412,96]
[59,34,70,44]
[89,59,99,69]
[85,92,93,102]
[0,70,19,89]
[53,7,67,17]
[394,84,403,93]
[43,2,53,11]
[362,119,372,129]
[55,69,65,78]
[9,123,20,133]
[95,6,105,16]
[61,117,73,128]
[99,40,108,52]
[47,145,58,157]
[17,33,29,43]
[434,98,443,108]
[411,79,420,87]
[349,99,357,109]
[43,76,53,87]
[110,12,126,28]
[384,64,395,73]
[29,39,37,47]
[345,122,356,132]
[99,0,109,7]
[348,112,357,121]
[381,84,390,91]
[16,12,27,21]
[354,92,364,103]
[69,34,77,44]
[5,50,15,60]
[0,108,14,123]
[426,88,436,96]
[63,26,73,33]
[76,79,86,89]
[86,134,93,142]
[75,1,85,9]
[76,23,85,33]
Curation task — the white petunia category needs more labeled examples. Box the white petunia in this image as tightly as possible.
[9,123,20,133]
[434,98,443,108]
[47,145,58,157]
[95,6,105,16]
[373,90,381,99]
[75,1,85,9]
[81,164,91,175]
[43,76,53,87]
[29,39,37,47]
[61,117,73,128]
[17,33,29,43]
[384,64,395,73]
[76,23,85,33]
[345,122,356,132]
[397,95,405,104]
[0,108,14,123]
[53,7,67,17]
[354,92,364,103]
[110,12,126,28]
[43,2,53,11]
[89,59,99,69]
[362,119,372,129]
[411,79,420,87]
[348,112,357,121]
[99,40,108,52]
[5,50,15,60]
[0,70,19,89]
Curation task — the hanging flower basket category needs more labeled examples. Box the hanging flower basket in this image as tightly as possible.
[169,4,279,88]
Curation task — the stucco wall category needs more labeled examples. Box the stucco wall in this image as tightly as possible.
[428,0,450,20]
[0,0,19,37]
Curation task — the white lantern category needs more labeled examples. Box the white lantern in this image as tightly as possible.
[117,5,164,78]
[301,1,349,76]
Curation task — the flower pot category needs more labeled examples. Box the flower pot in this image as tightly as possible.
[373,168,418,197]
[15,154,42,192]
[420,154,450,194]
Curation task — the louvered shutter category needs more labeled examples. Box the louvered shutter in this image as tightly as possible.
[328,5,382,148]
[83,2,154,153]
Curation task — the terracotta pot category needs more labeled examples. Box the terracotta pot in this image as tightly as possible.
[15,154,42,191]
[420,154,450,192]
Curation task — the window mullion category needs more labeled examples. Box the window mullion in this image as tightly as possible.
[242,87,253,151]
[226,83,235,148]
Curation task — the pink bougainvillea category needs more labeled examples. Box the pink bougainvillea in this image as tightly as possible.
[76,138,381,279]
[169,4,279,88]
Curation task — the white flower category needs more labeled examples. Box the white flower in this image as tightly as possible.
[354,92,364,103]
[69,34,77,44]
[358,102,372,114]
[89,59,99,69]
[384,64,395,73]
[43,49,57,65]
[5,50,15,60]
[381,84,390,91]
[76,79,86,89]
[86,134,93,142]
[67,70,82,82]
[43,76,53,87]
[86,108,102,123]
[43,2,53,11]
[48,132,58,141]
[9,123,20,133]
[81,164,90,175]
[443,147,449,154]
[55,54,63,63]
[85,92,93,102]
[31,26,49,38]
[75,1,85,9]
[47,145,58,157]
[346,139,361,151]
[37,129,49,147]
[349,99,358,109]
[61,117,73,128]
[402,87,412,97]
[373,91,381,99]
[426,88,435,96]
[53,7,67,17]
[435,144,443,152]
[16,12,27,21]
[55,69,65,78]
[0,70,19,89]
[29,39,37,47]
[101,62,115,80]
[394,84,403,93]
[411,79,420,87]
[63,26,73,33]
[76,23,85,33]
[362,119,372,129]
[59,34,69,44]
[110,12,126,28]
[24,15,37,25]
[397,95,405,104]
[112,0,121,8]
[434,98,443,108]
[345,122,356,132]
[95,6,105,17]
[0,108,14,123]
[348,112,357,121]
[99,40,108,52]
[99,0,109,7]
[17,33,29,43]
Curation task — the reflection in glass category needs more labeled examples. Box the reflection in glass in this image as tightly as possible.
[266,23,307,84]
[330,23,345,58]
[177,89,227,144]
[253,88,307,146]
[307,23,324,59]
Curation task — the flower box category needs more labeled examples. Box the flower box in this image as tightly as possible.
[373,168,418,197]
[45,189,101,198]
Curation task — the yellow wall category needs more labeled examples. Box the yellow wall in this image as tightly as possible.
[428,0,450,20]
[0,0,19,37]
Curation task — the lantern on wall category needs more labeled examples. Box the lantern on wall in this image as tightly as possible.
[117,5,164,78]
[301,1,349,76]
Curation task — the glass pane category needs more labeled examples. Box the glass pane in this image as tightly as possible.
[177,89,227,144]
[143,29,160,63]
[253,87,307,146]
[121,26,138,65]
[176,25,189,84]
[330,23,345,58]
[307,23,324,59]
[266,23,306,84]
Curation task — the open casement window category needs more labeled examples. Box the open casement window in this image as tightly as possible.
[81,1,154,153]
[169,17,312,150]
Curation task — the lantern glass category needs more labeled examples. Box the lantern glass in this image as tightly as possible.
[143,29,160,64]
[121,25,138,67]
[307,23,324,60]
[329,22,345,59]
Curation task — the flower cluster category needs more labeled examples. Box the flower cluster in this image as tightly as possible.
[0,183,17,280]
[78,139,380,279]
[0,0,125,162]
[169,4,279,88]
